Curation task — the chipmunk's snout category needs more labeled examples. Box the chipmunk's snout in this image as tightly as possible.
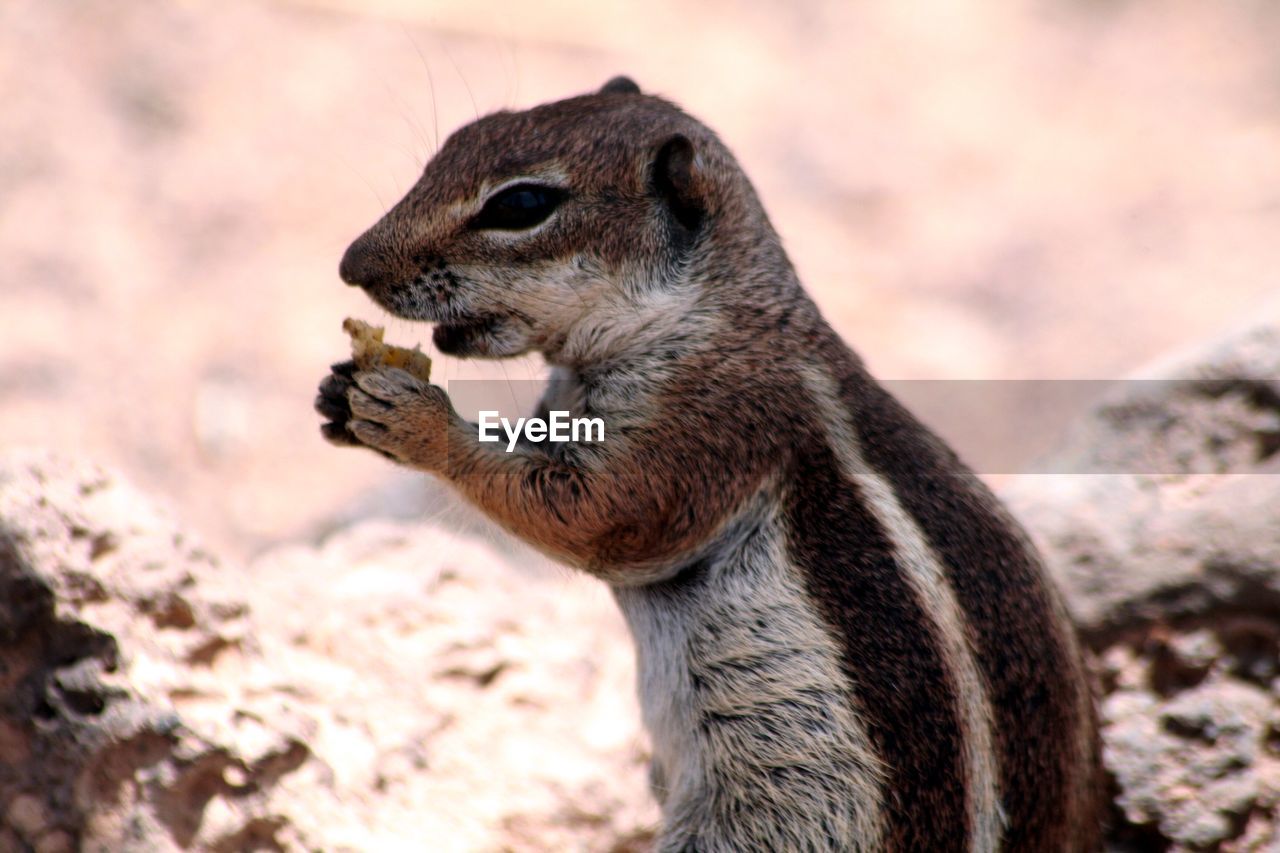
[337,235,386,290]
[339,226,428,308]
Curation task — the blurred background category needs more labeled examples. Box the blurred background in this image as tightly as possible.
[3,0,1278,560]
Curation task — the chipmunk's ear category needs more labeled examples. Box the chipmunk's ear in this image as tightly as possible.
[653,134,705,233]
[599,75,641,95]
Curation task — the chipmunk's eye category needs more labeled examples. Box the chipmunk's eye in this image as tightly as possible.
[470,184,564,231]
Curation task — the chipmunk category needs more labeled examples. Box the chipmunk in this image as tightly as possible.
[315,76,1102,851]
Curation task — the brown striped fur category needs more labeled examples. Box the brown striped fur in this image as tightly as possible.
[317,77,1102,851]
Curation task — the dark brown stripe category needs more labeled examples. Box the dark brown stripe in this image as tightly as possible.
[834,360,1092,850]
[783,439,969,852]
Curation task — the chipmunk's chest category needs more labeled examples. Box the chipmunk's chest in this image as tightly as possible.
[611,505,884,846]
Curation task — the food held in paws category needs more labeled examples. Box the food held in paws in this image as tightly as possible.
[342,317,432,382]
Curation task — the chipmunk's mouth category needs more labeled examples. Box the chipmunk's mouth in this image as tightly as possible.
[432,313,525,358]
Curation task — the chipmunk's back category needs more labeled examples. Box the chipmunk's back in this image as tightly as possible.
[612,328,1100,852]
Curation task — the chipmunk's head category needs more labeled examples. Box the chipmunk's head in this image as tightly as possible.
[338,76,746,362]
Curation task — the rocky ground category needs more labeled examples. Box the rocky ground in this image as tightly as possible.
[2,315,1279,851]
[1006,317,1280,851]
[0,454,654,852]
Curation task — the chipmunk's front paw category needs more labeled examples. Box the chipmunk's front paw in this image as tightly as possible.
[316,362,451,469]
[316,360,364,447]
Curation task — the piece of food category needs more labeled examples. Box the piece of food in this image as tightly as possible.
[342,317,433,382]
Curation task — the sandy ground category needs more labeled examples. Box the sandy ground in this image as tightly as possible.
[2,0,1279,559]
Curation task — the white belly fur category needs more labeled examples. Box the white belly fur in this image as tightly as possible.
[612,502,886,852]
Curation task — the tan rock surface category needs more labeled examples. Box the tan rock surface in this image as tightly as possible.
[0,450,308,852]
[0,450,654,851]
[243,521,655,851]
[1006,314,1280,851]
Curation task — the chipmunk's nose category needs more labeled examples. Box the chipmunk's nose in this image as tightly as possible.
[338,234,386,290]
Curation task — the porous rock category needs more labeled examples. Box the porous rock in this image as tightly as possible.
[0,450,313,851]
[1006,314,1280,851]
[0,449,654,851]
